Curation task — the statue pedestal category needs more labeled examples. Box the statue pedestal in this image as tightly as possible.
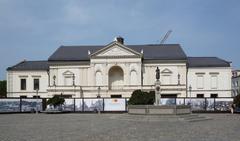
[155,80,161,105]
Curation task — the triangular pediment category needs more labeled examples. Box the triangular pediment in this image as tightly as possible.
[91,42,142,58]
[63,70,74,75]
[161,68,172,74]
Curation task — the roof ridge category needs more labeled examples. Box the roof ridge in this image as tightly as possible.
[60,44,180,47]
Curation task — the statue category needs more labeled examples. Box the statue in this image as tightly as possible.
[155,67,161,105]
[156,67,160,80]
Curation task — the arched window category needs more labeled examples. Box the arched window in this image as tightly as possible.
[96,71,103,86]
[130,70,137,85]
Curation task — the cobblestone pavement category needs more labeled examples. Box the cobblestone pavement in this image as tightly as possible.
[0,113,239,141]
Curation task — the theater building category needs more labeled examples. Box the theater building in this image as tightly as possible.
[6,37,232,98]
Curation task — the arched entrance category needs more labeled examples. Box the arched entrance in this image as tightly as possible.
[108,66,124,90]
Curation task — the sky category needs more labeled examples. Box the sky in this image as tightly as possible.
[0,0,240,80]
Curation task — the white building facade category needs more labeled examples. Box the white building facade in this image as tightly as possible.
[7,37,232,98]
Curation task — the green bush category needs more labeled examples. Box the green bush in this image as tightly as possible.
[47,95,65,108]
[128,90,155,105]
[233,94,240,107]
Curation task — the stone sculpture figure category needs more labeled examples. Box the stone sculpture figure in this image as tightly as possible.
[156,67,160,80]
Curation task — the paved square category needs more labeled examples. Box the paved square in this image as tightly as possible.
[0,113,239,141]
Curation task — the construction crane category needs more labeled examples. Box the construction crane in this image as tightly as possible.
[160,30,172,44]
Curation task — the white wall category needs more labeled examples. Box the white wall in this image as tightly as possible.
[187,67,232,97]
[7,71,48,97]
[143,63,187,86]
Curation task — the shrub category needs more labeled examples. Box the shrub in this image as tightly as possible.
[128,90,155,105]
[233,94,240,107]
[47,95,65,108]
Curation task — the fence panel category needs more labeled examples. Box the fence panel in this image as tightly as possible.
[104,98,126,111]
[190,99,206,111]
[206,98,215,111]
[75,99,83,112]
[0,97,235,113]
[160,98,176,105]
[21,98,42,112]
[83,98,103,112]
[176,98,185,105]
[0,99,20,112]
[62,99,75,112]
[215,98,233,112]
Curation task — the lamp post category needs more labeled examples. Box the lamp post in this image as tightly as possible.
[80,86,83,98]
[178,74,180,85]
[73,74,75,97]
[189,85,192,112]
[36,88,39,114]
[72,74,75,86]
[97,86,101,98]
[53,75,56,94]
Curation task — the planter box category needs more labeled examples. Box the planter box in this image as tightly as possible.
[128,105,191,115]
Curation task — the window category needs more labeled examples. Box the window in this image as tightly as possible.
[196,75,204,89]
[161,94,177,98]
[111,95,122,98]
[210,75,218,89]
[33,96,40,98]
[210,94,218,98]
[20,79,26,90]
[33,79,39,90]
[197,94,204,98]
[20,95,27,98]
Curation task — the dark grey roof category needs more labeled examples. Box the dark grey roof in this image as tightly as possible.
[7,61,49,71]
[187,57,231,67]
[48,44,187,61]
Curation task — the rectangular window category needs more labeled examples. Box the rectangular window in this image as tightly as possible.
[197,94,204,98]
[211,75,218,89]
[111,95,122,98]
[20,95,27,98]
[34,79,40,90]
[210,94,218,98]
[196,75,204,89]
[20,79,26,90]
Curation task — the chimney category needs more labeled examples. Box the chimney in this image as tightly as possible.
[114,36,124,44]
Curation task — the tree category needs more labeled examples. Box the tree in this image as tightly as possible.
[47,95,65,108]
[233,94,240,108]
[0,80,7,97]
[128,90,155,105]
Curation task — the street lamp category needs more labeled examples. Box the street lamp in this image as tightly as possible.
[72,74,75,86]
[53,75,56,94]
[36,88,39,114]
[73,74,76,97]
[80,86,83,98]
[178,74,180,85]
[189,85,192,112]
[53,75,56,86]
[97,86,101,98]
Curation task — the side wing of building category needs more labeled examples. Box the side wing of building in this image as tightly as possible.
[7,61,49,98]
[187,57,232,98]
